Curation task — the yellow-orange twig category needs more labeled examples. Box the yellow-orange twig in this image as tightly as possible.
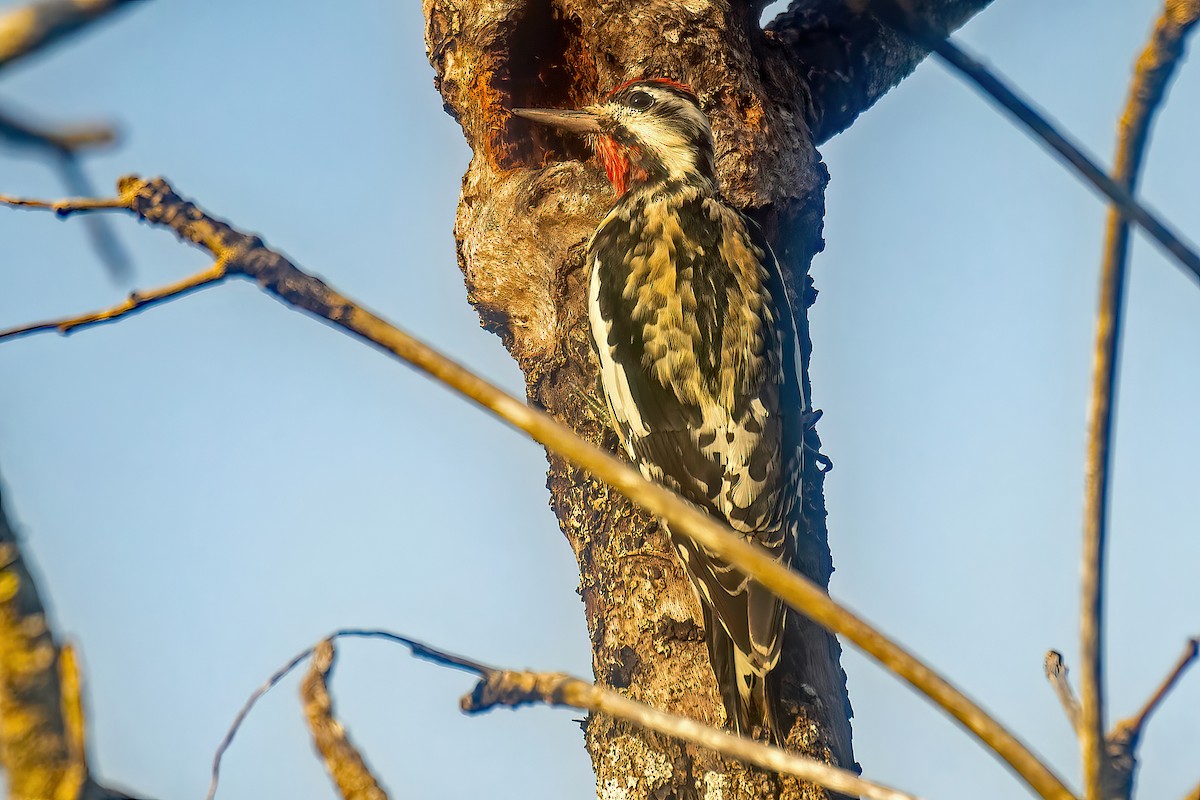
[0,261,227,341]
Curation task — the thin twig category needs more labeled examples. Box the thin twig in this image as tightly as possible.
[1102,638,1199,799]
[4,177,1074,800]
[208,629,493,800]
[54,153,133,281]
[0,0,143,69]
[871,0,1200,286]
[0,107,114,151]
[0,260,227,339]
[1043,651,1082,735]
[1080,5,1200,798]
[213,630,919,800]
[0,107,131,279]
[1116,637,1199,740]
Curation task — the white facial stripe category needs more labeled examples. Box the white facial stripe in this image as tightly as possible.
[609,87,712,183]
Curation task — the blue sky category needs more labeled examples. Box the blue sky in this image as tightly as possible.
[0,2,1196,799]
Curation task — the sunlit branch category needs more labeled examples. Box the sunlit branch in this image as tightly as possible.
[1080,4,1200,797]
[301,640,389,800]
[2,176,1073,800]
[212,629,919,800]
[0,0,142,69]
[1118,637,1199,737]
[0,259,227,340]
[0,478,149,800]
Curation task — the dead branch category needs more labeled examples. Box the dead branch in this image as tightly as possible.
[1102,638,1200,799]
[1,175,1073,800]
[1081,4,1200,798]
[1044,641,1199,800]
[0,0,141,69]
[212,629,918,800]
[301,640,389,800]
[870,0,1200,287]
[1043,651,1081,735]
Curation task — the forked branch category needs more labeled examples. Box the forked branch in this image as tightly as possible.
[1043,642,1199,800]
[1,176,1072,800]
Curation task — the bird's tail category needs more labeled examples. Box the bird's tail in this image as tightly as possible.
[704,604,782,743]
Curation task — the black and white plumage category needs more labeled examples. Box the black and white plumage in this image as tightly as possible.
[514,79,805,740]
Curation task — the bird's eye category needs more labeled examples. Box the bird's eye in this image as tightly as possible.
[627,91,654,111]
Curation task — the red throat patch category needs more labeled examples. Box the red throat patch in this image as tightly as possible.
[595,135,649,197]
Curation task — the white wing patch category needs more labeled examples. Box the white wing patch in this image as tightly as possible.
[589,256,648,449]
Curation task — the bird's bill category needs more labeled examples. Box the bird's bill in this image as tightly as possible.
[511,107,603,134]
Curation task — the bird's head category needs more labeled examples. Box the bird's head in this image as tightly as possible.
[513,78,715,197]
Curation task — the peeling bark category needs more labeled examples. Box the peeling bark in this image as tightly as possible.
[421,2,989,796]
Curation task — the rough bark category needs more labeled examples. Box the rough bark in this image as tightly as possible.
[421,2,990,797]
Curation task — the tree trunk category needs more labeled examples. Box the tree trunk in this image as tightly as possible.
[421,2,990,797]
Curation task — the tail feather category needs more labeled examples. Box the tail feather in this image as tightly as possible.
[704,605,781,743]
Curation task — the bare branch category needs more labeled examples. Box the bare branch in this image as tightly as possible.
[0,479,89,799]
[1047,639,1199,800]
[214,629,916,800]
[1043,651,1081,735]
[871,0,1200,287]
[1080,5,1200,798]
[1121,637,1199,736]
[301,640,389,800]
[0,0,142,70]
[3,175,1074,800]
[463,669,921,800]
[1100,637,1200,798]
[0,259,227,340]
[0,107,114,152]
[764,0,993,143]
[0,106,131,280]
[208,629,486,800]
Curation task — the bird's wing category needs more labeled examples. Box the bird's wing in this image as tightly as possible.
[589,192,805,673]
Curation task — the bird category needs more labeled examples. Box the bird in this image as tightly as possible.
[513,78,805,741]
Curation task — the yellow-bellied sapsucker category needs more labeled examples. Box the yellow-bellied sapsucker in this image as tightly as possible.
[514,79,804,741]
